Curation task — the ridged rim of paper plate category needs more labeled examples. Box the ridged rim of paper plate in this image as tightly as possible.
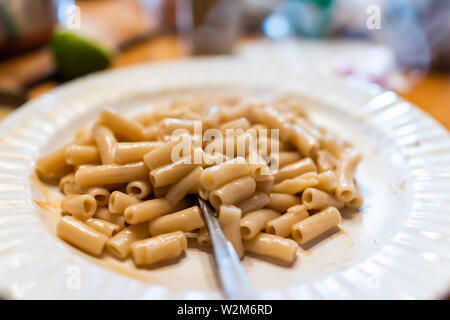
[0,57,449,299]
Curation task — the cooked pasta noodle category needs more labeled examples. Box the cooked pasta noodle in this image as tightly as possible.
[108,191,140,214]
[292,206,342,245]
[266,204,308,237]
[65,145,100,165]
[124,198,188,225]
[335,149,362,202]
[219,205,244,258]
[302,187,344,210]
[94,207,126,229]
[57,216,108,256]
[85,218,120,237]
[87,187,110,207]
[36,146,73,182]
[107,223,149,259]
[272,172,319,194]
[75,162,148,187]
[115,141,162,164]
[266,193,301,212]
[148,206,204,236]
[274,158,316,183]
[236,191,270,214]
[61,194,97,220]
[131,231,187,266]
[125,180,152,199]
[243,233,298,263]
[200,157,249,190]
[209,176,256,208]
[240,209,280,240]
[93,125,117,164]
[98,109,144,141]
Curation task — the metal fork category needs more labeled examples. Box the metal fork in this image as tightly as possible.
[197,197,257,300]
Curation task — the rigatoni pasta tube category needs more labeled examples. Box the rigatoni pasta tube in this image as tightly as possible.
[219,205,244,258]
[316,150,337,172]
[200,157,249,190]
[236,191,270,214]
[149,156,197,187]
[74,162,148,187]
[347,181,363,209]
[125,180,152,199]
[289,124,319,157]
[256,106,291,140]
[165,166,202,206]
[316,170,337,191]
[106,223,149,259]
[240,209,280,240]
[335,149,362,202]
[124,198,188,224]
[272,172,319,194]
[94,207,125,229]
[115,141,162,164]
[93,125,117,164]
[201,150,228,167]
[153,186,170,198]
[59,173,75,193]
[274,158,316,183]
[143,135,191,170]
[243,233,298,263]
[142,125,159,141]
[63,182,86,195]
[65,145,100,165]
[302,188,343,210]
[131,231,187,266]
[57,216,108,256]
[277,151,302,169]
[108,191,140,214]
[148,206,204,236]
[295,117,323,143]
[247,154,271,181]
[256,134,281,154]
[255,176,274,194]
[85,218,120,237]
[266,193,301,212]
[98,109,144,141]
[36,146,73,182]
[322,133,347,158]
[87,187,110,207]
[266,204,308,237]
[219,117,251,131]
[292,206,342,244]
[162,118,197,135]
[220,103,252,122]
[209,176,256,208]
[61,194,97,220]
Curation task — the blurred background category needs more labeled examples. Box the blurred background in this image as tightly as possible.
[0,0,449,128]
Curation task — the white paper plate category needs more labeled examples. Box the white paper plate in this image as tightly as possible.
[0,51,449,300]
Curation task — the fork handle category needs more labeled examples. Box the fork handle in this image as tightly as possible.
[198,197,257,300]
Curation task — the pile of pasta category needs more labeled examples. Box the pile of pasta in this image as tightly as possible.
[36,95,362,267]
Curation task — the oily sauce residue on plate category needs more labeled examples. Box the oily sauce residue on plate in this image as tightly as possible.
[31,173,61,218]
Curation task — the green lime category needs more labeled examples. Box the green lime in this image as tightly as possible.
[51,30,114,79]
